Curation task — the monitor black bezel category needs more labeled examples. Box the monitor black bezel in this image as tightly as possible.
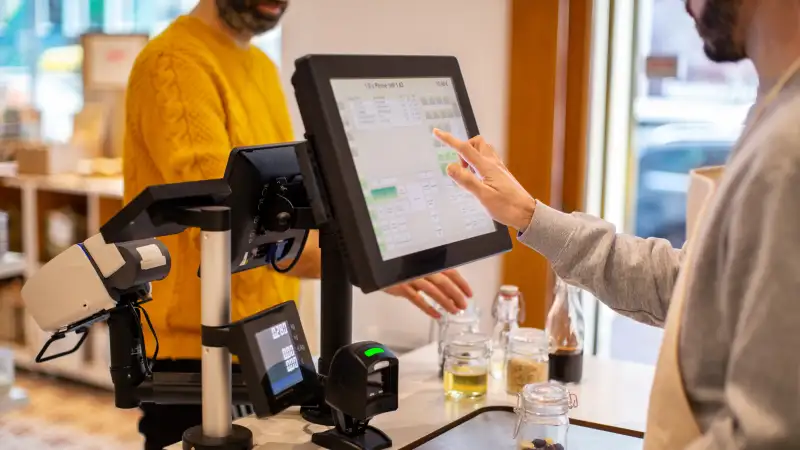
[293,54,512,293]
[223,143,310,274]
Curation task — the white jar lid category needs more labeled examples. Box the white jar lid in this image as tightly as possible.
[500,285,520,295]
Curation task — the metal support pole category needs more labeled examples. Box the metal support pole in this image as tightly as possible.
[201,228,232,438]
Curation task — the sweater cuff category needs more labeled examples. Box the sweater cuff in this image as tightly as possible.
[517,201,580,265]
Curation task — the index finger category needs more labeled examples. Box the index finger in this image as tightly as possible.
[433,129,486,171]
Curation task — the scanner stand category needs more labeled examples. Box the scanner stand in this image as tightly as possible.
[300,227,351,427]
[311,411,392,450]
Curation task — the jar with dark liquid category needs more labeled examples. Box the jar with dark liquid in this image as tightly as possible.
[545,277,585,383]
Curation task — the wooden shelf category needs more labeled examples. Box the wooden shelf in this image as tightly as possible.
[3,174,122,199]
[0,174,121,389]
[0,185,22,254]
[36,190,88,263]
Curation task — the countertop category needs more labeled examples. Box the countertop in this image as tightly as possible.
[167,343,654,449]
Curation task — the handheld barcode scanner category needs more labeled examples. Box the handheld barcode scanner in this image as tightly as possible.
[312,342,399,450]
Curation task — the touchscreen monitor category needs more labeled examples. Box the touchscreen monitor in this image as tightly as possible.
[329,77,496,261]
[293,54,512,292]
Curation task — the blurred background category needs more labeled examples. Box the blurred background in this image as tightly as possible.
[604,0,754,365]
[0,0,758,448]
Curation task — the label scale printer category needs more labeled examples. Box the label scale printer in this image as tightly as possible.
[20,54,513,450]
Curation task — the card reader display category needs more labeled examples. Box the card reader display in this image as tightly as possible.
[254,321,304,395]
[330,77,495,261]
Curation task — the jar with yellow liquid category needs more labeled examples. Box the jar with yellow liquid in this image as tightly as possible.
[442,333,491,400]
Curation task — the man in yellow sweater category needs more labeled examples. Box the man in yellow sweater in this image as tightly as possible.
[124,0,472,447]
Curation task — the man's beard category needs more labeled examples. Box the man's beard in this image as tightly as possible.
[216,0,288,36]
[692,0,746,62]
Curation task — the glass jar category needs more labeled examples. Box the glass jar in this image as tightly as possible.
[506,328,549,395]
[442,333,491,400]
[437,306,481,377]
[513,382,578,450]
[0,347,13,397]
[546,277,585,383]
[490,285,524,379]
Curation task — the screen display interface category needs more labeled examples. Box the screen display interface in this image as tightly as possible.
[254,321,303,395]
[330,77,495,261]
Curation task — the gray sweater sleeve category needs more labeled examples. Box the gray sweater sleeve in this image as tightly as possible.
[518,201,684,326]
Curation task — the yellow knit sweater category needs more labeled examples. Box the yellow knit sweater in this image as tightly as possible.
[123,15,299,360]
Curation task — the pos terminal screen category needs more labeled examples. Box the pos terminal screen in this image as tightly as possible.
[254,321,303,395]
[330,77,496,261]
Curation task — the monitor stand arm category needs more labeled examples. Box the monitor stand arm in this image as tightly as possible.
[300,227,392,450]
[301,226,352,426]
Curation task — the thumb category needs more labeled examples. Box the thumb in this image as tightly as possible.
[447,163,485,197]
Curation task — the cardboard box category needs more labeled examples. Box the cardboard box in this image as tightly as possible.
[71,102,110,159]
[16,143,79,175]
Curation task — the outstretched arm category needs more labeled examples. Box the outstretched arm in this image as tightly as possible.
[520,202,682,326]
[435,130,682,326]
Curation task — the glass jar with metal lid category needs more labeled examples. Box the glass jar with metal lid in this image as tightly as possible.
[513,382,578,450]
[505,328,549,395]
[490,284,524,379]
[437,306,481,377]
[442,333,492,399]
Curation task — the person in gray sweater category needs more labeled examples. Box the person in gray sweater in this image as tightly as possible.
[435,0,800,448]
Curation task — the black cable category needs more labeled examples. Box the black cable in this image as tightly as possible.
[124,296,159,376]
[270,231,310,274]
[128,303,152,376]
[139,305,159,367]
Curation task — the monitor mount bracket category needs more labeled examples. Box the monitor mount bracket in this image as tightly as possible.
[97,137,381,449]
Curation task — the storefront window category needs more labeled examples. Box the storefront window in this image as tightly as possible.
[1,0,282,142]
[592,0,757,365]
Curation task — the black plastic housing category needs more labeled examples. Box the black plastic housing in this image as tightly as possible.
[292,54,513,293]
[325,342,399,421]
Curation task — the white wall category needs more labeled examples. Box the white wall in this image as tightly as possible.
[281,0,511,350]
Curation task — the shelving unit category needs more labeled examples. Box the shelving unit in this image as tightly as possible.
[0,171,320,389]
[0,173,123,389]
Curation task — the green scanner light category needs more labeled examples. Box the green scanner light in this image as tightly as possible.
[364,347,385,357]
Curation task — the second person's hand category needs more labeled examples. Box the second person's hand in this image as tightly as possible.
[434,130,537,231]
[383,269,472,319]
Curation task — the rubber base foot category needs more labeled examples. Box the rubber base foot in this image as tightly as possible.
[182,424,253,450]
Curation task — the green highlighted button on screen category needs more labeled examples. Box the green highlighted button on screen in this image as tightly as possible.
[364,347,385,357]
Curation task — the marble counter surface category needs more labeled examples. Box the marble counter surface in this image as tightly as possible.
[168,344,654,449]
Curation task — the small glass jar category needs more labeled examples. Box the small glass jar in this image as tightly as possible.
[443,333,491,400]
[0,347,13,397]
[513,382,578,450]
[506,328,549,395]
[437,306,481,377]
[490,285,524,379]
[546,277,585,383]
